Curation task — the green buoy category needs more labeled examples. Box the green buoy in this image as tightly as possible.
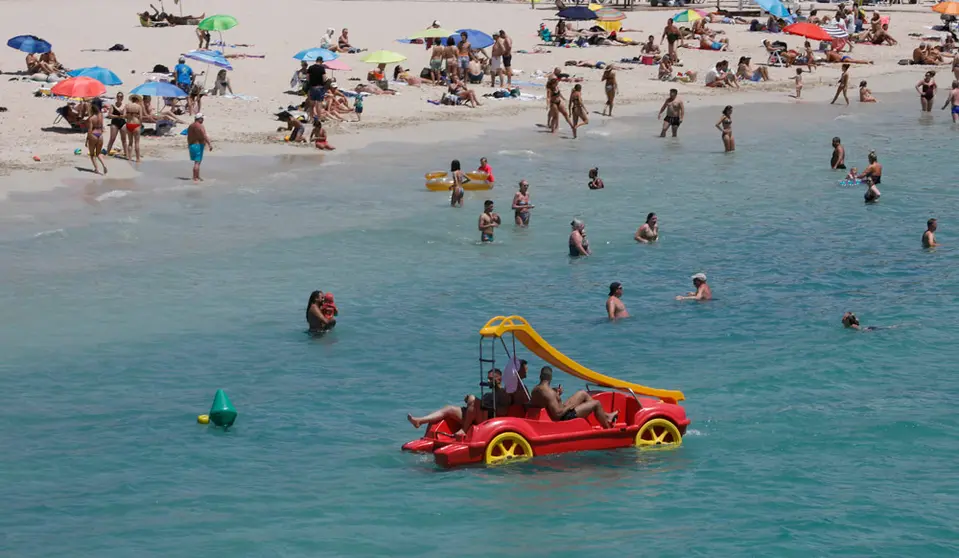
[208,389,237,428]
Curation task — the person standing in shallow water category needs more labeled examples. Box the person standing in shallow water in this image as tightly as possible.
[658,88,684,138]
[676,273,712,301]
[635,212,659,243]
[831,137,846,170]
[478,200,500,243]
[187,113,212,183]
[569,219,590,257]
[606,282,629,320]
[923,218,939,248]
[943,80,959,122]
[512,180,533,226]
[716,106,734,152]
[916,71,937,112]
[449,159,465,207]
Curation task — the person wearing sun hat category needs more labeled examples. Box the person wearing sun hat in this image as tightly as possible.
[676,273,712,301]
[606,282,629,320]
[186,113,212,183]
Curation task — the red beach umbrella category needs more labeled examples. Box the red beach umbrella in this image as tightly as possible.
[783,22,833,42]
[51,76,107,98]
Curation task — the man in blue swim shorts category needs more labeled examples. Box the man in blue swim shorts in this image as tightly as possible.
[478,199,500,243]
[186,113,213,182]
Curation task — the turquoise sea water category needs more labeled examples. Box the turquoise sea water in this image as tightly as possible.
[3,94,959,556]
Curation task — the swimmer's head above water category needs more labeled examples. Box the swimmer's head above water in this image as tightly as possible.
[842,312,860,328]
[588,167,599,179]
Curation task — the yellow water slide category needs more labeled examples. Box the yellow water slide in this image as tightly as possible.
[480,316,685,403]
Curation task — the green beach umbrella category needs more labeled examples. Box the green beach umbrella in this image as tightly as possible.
[360,50,407,64]
[408,27,456,40]
[197,14,238,31]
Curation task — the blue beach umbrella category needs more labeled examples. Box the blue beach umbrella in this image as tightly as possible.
[182,49,233,70]
[449,29,495,50]
[752,0,792,20]
[130,81,188,98]
[293,47,338,62]
[556,6,597,20]
[67,66,123,86]
[7,34,52,54]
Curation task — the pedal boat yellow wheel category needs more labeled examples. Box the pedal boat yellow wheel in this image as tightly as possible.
[635,418,683,449]
[484,432,534,465]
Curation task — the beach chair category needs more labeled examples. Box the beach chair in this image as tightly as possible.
[53,104,87,131]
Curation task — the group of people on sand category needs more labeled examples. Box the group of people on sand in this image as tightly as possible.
[407,362,620,434]
[426,28,514,90]
[25,50,67,77]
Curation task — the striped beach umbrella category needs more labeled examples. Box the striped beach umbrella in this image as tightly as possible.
[595,7,626,21]
[822,24,848,39]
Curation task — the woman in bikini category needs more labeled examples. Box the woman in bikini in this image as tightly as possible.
[124,94,143,163]
[569,83,588,132]
[859,81,878,103]
[444,37,458,82]
[635,212,659,243]
[106,91,129,160]
[601,66,617,116]
[716,105,734,152]
[449,159,466,207]
[311,119,334,150]
[548,82,576,137]
[86,100,107,175]
[512,180,533,227]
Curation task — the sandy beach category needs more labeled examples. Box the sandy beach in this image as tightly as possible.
[0,0,948,194]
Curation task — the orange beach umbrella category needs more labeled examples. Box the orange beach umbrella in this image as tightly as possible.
[783,22,833,42]
[933,1,959,15]
[51,76,106,99]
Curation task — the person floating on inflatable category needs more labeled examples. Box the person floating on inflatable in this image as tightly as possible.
[477,157,495,185]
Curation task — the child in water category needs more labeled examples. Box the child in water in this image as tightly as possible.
[320,292,338,328]
[588,167,604,189]
[846,167,858,181]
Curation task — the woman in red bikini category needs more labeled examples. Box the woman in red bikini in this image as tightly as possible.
[124,94,144,163]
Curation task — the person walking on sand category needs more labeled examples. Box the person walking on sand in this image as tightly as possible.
[548,81,576,138]
[512,180,533,227]
[923,218,939,248]
[478,200,500,243]
[831,63,850,106]
[187,113,212,182]
[793,68,803,99]
[86,99,107,175]
[606,282,629,320]
[658,89,684,138]
[716,105,734,152]
[676,273,712,301]
[500,30,513,87]
[569,83,588,132]
[943,80,959,123]
[916,71,938,112]
[601,66,617,116]
[831,137,846,170]
[661,18,683,62]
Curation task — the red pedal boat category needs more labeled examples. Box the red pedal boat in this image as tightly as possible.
[403,316,690,468]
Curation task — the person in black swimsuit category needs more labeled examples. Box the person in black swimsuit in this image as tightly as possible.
[106,92,129,159]
[858,151,882,185]
[529,366,619,428]
[916,71,937,112]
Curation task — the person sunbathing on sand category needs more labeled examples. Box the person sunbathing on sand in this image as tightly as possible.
[140,95,185,124]
[869,24,898,46]
[26,53,58,75]
[355,83,394,96]
[824,48,873,65]
[859,81,878,102]
[692,36,728,51]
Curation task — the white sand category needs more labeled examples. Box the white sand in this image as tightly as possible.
[0,0,947,195]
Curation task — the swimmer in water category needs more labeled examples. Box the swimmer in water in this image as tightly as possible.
[831,137,846,170]
[569,219,590,257]
[858,151,882,185]
[941,80,959,123]
[588,167,604,189]
[478,199,500,242]
[923,218,939,248]
[676,272,712,301]
[658,88,684,138]
[306,290,335,332]
[716,105,734,152]
[606,282,629,320]
[512,180,534,226]
[842,312,877,331]
[450,159,466,207]
[635,212,659,243]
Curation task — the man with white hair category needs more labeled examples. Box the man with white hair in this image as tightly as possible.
[676,273,712,301]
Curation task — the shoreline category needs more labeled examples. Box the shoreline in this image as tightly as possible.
[0,0,947,197]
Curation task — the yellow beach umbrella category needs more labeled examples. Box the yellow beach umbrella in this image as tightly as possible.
[408,27,456,40]
[590,5,625,32]
[933,1,959,15]
[360,50,407,64]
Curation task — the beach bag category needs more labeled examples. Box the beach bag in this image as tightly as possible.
[108,44,128,51]
[152,64,170,74]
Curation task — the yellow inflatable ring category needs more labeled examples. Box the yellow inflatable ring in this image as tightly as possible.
[635,418,682,449]
[484,432,534,465]
[424,171,493,191]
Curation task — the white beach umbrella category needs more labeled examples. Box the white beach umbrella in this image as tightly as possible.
[822,23,848,39]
